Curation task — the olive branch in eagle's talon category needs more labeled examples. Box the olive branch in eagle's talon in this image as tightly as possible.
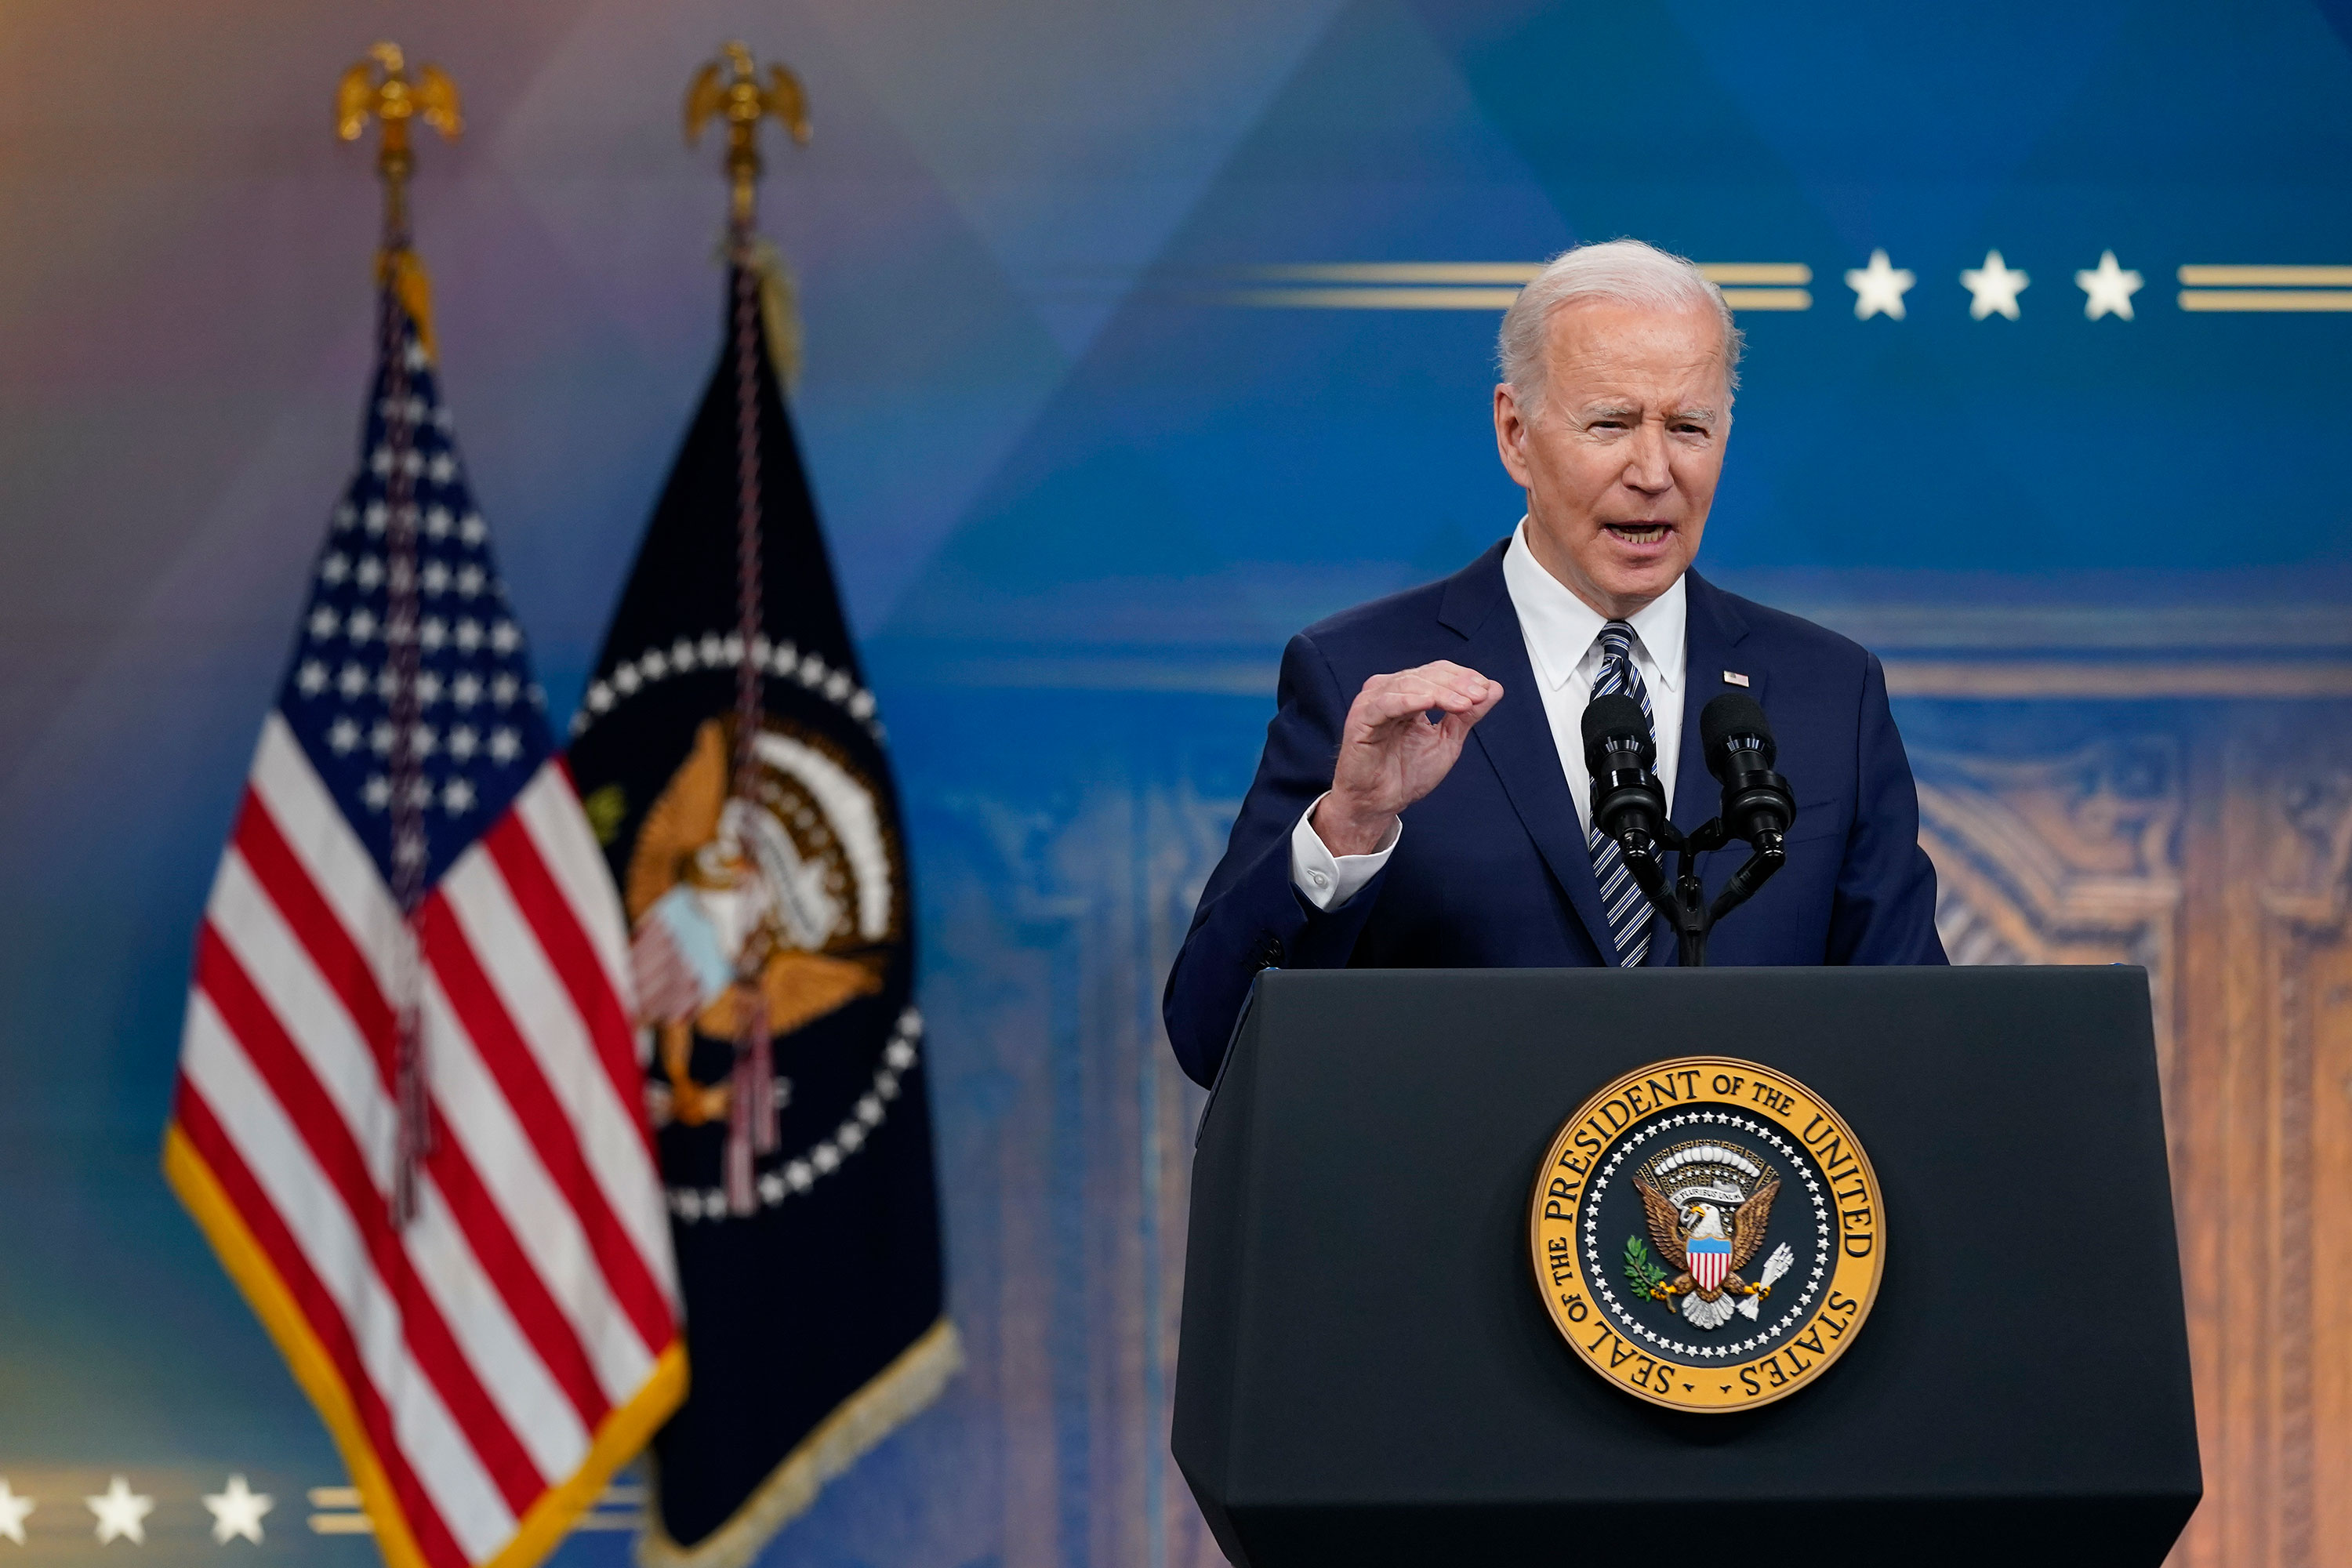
[1622,1235,1675,1301]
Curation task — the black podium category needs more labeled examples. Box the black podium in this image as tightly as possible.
[1173,967,2200,1566]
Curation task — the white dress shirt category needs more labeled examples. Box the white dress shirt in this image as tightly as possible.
[1290,521,1686,910]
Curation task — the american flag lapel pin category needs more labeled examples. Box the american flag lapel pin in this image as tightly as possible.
[1724,670,1750,687]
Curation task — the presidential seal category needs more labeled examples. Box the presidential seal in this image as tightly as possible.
[1528,1057,1882,1411]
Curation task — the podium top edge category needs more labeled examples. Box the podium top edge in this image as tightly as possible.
[1251,964,2151,987]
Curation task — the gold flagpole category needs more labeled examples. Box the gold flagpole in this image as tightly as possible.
[334,43,461,1226]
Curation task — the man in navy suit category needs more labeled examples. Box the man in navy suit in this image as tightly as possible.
[1164,238,1947,1087]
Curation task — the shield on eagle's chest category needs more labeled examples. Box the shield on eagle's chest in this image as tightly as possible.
[1689,1235,1731,1293]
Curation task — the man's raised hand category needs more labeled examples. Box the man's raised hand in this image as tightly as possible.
[1312,661,1504,856]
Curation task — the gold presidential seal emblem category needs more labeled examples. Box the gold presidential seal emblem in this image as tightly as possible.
[1528,1056,1882,1412]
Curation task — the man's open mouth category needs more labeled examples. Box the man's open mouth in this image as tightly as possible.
[1604,522,1672,544]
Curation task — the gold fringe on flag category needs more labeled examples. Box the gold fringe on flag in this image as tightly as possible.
[637,1319,963,1568]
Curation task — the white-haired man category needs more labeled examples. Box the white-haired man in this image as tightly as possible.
[1163,238,1946,1087]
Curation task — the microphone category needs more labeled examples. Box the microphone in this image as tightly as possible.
[1581,693,1667,855]
[1700,693,1795,846]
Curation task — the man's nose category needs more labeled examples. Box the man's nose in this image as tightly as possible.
[1621,423,1671,493]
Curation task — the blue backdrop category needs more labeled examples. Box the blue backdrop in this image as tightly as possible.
[2,2,2348,1564]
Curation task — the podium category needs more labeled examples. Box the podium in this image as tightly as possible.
[1173,967,2200,1566]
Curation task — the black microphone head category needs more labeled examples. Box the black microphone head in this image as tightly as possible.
[1701,691,1775,779]
[1581,692,1654,773]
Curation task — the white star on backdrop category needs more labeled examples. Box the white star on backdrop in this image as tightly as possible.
[1962,250,2030,319]
[202,1475,272,1545]
[2076,250,2143,320]
[0,1480,32,1544]
[1845,249,1915,320]
[85,1477,153,1545]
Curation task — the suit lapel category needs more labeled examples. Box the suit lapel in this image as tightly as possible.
[1659,571,1759,965]
[1441,546,1619,961]
[1671,572,1762,829]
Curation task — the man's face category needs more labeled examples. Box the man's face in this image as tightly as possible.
[1493,299,1730,621]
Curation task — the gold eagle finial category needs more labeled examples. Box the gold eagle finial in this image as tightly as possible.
[336,42,462,245]
[686,41,811,234]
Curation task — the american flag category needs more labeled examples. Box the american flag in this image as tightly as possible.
[163,291,684,1568]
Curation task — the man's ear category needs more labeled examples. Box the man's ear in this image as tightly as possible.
[1493,382,1533,488]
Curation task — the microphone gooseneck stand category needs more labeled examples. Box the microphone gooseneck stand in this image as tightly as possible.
[1614,818,1785,967]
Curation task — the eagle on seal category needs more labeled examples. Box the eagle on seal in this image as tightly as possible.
[1634,1145,1780,1330]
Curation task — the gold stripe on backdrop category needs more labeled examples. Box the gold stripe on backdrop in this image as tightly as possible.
[2178,289,2352,311]
[1236,262,1540,284]
[1715,288,1812,310]
[1216,263,1813,310]
[1698,263,1813,285]
[304,1487,648,1538]
[2176,264,2352,310]
[2177,264,2352,286]
[1220,285,1526,310]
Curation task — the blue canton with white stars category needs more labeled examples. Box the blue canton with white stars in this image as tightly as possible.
[278,314,552,893]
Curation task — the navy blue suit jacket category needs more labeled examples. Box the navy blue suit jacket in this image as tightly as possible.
[1163,543,1947,1086]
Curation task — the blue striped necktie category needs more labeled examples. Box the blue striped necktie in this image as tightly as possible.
[1586,621,1654,967]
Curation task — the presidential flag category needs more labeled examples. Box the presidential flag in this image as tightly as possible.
[165,266,685,1568]
[567,259,956,1568]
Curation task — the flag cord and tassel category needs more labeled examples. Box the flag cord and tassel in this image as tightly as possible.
[379,274,432,1226]
[690,38,809,1218]
[339,38,462,1226]
[724,218,777,1218]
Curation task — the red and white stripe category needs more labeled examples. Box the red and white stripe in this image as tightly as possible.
[172,715,681,1568]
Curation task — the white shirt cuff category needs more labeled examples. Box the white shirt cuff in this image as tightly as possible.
[1290,793,1402,912]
